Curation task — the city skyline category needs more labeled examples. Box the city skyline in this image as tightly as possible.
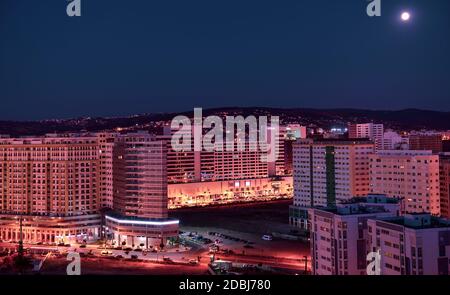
[1,0,450,279]
[1,118,450,276]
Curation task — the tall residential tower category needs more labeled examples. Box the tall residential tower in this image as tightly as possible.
[290,139,374,229]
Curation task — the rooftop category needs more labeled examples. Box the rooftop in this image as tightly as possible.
[315,204,390,216]
[313,194,400,216]
[375,150,434,156]
[379,214,450,230]
[342,194,400,205]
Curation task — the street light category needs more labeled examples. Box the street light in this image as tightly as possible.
[303,255,308,274]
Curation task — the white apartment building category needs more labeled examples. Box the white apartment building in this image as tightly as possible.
[348,123,384,150]
[309,195,401,275]
[367,214,450,275]
[290,139,374,229]
[369,150,440,215]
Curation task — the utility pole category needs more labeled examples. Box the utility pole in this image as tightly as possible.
[303,255,308,274]
[18,216,24,258]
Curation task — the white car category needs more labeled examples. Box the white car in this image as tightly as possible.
[261,235,273,241]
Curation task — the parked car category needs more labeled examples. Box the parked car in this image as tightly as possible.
[261,235,273,241]
[188,259,198,265]
[163,257,173,263]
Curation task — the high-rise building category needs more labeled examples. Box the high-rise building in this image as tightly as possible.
[161,125,280,184]
[105,132,179,248]
[367,214,450,275]
[348,123,384,150]
[440,154,450,219]
[0,134,106,244]
[160,124,293,207]
[289,139,374,229]
[283,125,307,175]
[409,134,443,154]
[309,195,401,275]
[369,150,440,215]
[97,132,115,209]
[283,139,295,176]
[0,132,178,248]
[268,125,285,176]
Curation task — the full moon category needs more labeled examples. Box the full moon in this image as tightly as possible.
[401,12,411,21]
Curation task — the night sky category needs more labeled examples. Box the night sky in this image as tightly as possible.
[1,0,449,120]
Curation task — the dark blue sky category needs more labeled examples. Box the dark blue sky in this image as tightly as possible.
[1,0,449,120]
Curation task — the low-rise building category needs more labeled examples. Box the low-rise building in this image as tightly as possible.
[367,214,450,275]
[168,176,292,208]
[309,194,401,275]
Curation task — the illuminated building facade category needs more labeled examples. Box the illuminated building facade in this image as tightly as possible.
[0,132,178,247]
[158,124,294,208]
[0,135,107,243]
[161,126,285,184]
[290,139,374,229]
[168,176,292,208]
[105,132,178,248]
[369,150,440,215]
